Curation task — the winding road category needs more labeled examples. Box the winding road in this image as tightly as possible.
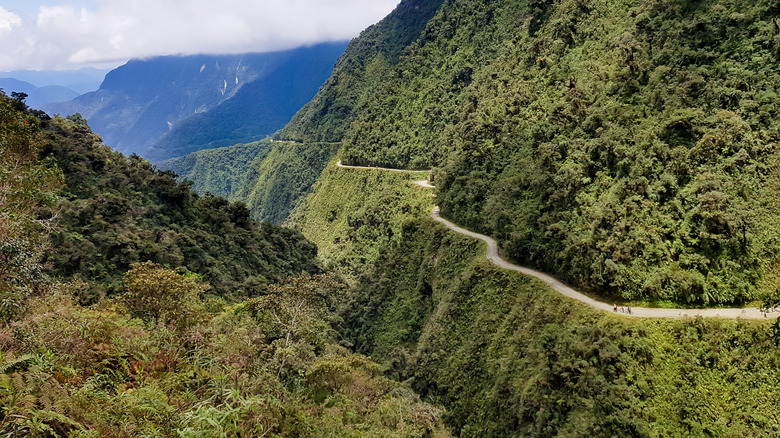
[336,161,769,320]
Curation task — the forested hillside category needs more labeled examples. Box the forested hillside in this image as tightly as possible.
[326,0,780,306]
[0,91,449,436]
[41,117,320,301]
[168,0,447,224]
[240,0,780,435]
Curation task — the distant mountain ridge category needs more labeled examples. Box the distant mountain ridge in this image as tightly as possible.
[0,77,80,108]
[43,42,348,160]
[0,67,109,94]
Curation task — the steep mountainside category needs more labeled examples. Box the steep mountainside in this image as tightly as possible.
[303,0,780,306]
[43,43,346,160]
[40,115,321,302]
[182,0,780,305]
[0,92,448,436]
[220,0,780,435]
[278,0,448,143]
[168,0,446,223]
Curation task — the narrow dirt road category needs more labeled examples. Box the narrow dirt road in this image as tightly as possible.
[337,160,770,320]
[336,161,432,173]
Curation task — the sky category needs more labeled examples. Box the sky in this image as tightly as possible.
[0,0,401,72]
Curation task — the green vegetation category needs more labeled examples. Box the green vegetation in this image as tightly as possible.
[0,91,449,437]
[160,140,340,224]
[286,159,780,436]
[287,161,433,282]
[341,217,780,437]
[278,0,447,144]
[0,92,62,323]
[185,0,780,306]
[237,142,341,224]
[159,140,270,201]
[270,0,780,433]
[9,0,780,433]
[0,268,447,437]
[328,0,780,305]
[184,0,448,225]
[41,117,319,302]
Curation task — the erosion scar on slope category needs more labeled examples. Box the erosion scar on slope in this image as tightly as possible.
[335,160,769,320]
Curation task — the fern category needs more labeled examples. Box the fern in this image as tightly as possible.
[0,355,34,375]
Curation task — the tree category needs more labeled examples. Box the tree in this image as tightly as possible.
[245,273,343,378]
[123,261,208,327]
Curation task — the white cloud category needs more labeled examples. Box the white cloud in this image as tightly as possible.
[0,7,21,34]
[0,0,401,71]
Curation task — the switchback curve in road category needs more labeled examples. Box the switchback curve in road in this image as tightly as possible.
[336,160,769,320]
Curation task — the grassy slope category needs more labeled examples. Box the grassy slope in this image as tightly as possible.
[287,160,434,282]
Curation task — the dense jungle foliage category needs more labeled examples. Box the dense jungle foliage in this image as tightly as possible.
[0,92,63,323]
[328,0,780,305]
[0,92,449,436]
[40,116,320,301]
[288,160,780,437]
[159,140,271,201]
[341,217,780,437]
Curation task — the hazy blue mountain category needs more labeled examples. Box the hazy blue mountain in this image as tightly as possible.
[146,44,347,161]
[43,42,348,159]
[0,78,80,108]
[0,67,110,94]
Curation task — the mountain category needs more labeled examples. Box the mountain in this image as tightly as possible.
[146,43,348,161]
[238,0,780,307]
[172,0,780,435]
[43,42,348,160]
[0,67,110,94]
[164,0,447,223]
[0,91,448,436]
[0,77,80,108]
